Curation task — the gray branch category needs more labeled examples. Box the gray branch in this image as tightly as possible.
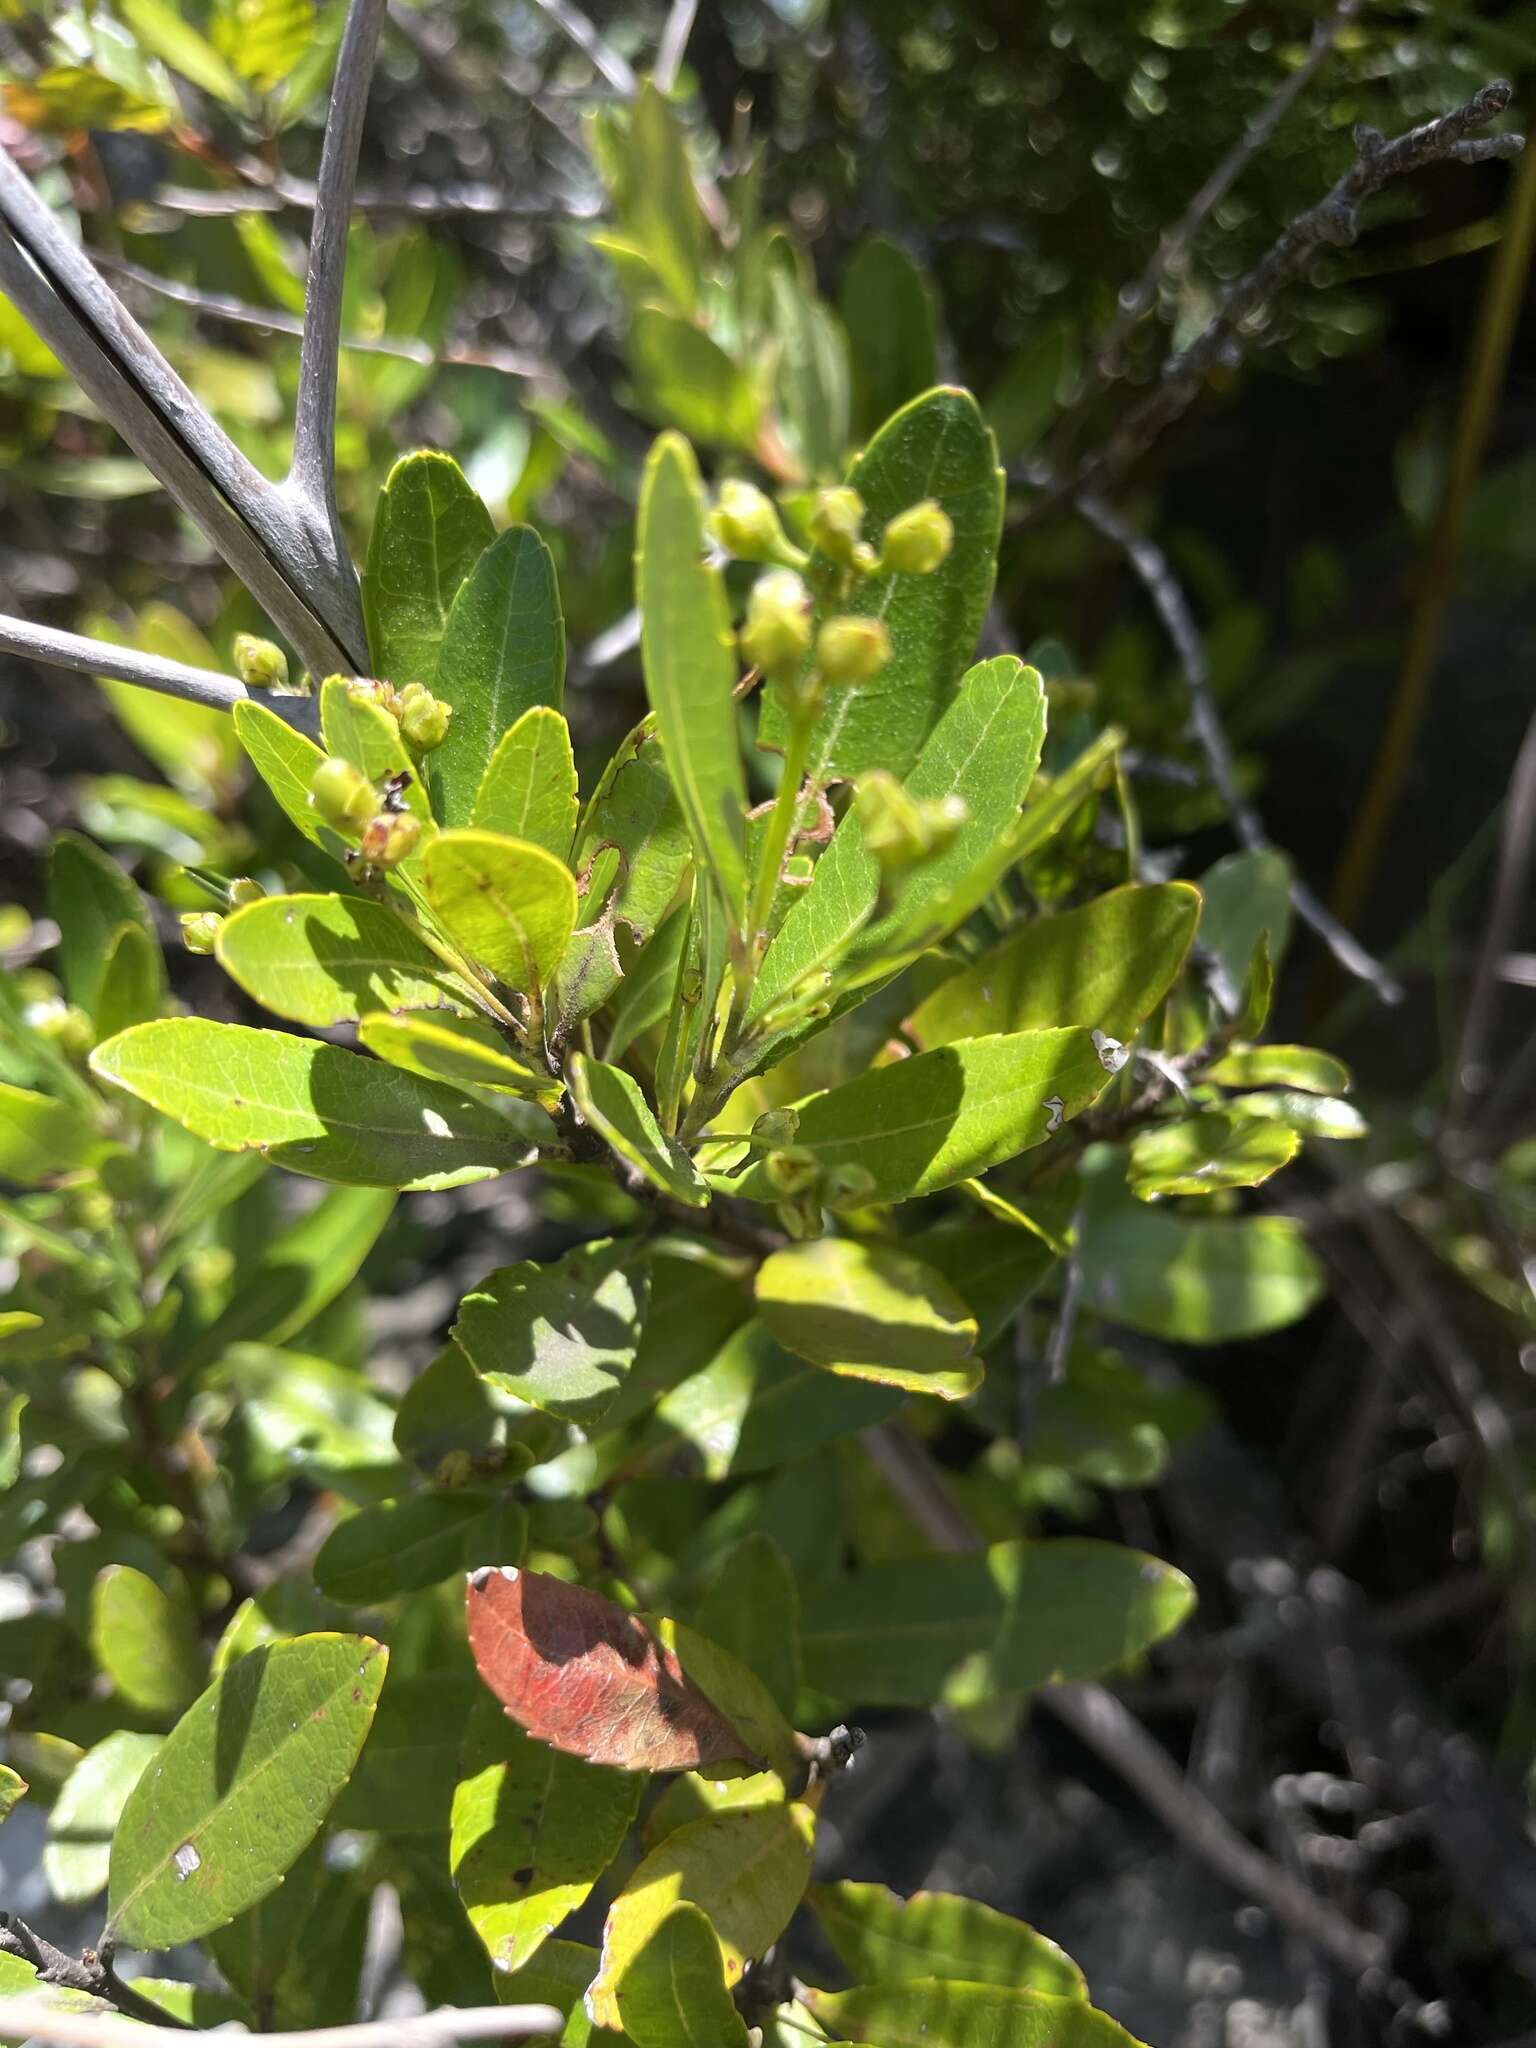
[529,0,637,96]
[291,0,386,630]
[653,0,699,94]
[0,613,320,735]
[0,146,364,677]
[1039,79,1523,508]
[1093,0,1363,382]
[1071,486,1405,1007]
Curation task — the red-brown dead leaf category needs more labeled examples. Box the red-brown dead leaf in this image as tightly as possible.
[466,1566,763,1773]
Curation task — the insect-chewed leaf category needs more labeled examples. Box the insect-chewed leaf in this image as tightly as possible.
[450,1698,641,1976]
[465,1566,769,1774]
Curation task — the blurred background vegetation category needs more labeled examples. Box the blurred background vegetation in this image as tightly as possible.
[1,1,1534,2041]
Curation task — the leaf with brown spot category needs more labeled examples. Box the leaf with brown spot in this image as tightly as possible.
[466,1567,796,1775]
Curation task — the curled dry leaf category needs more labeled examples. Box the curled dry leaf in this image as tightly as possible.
[466,1565,765,1773]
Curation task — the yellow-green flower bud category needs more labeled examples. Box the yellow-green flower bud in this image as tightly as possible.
[180,910,223,955]
[881,498,953,576]
[360,810,422,870]
[309,756,376,832]
[777,1193,825,1241]
[809,486,874,571]
[763,1146,819,1197]
[29,999,92,1054]
[823,1163,877,1212]
[232,633,290,692]
[817,615,891,688]
[855,770,968,874]
[740,569,813,681]
[751,1107,801,1150]
[709,480,804,566]
[397,683,452,756]
[227,877,265,908]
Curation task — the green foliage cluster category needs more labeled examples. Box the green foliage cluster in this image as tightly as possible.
[2,10,1493,2046]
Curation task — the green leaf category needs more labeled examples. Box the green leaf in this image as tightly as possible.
[568,1052,708,1206]
[0,1764,23,1825]
[614,1902,750,2048]
[331,1670,480,1837]
[44,1734,160,1906]
[839,236,938,444]
[120,0,247,102]
[1128,1110,1299,1199]
[646,1320,901,1481]
[363,452,495,690]
[451,1698,642,1975]
[107,1635,386,1949]
[770,256,850,479]
[552,717,691,1032]
[654,1616,803,1781]
[1077,1144,1327,1342]
[733,1030,1106,1205]
[319,678,433,836]
[603,902,690,1064]
[631,308,762,450]
[800,1539,1195,1707]
[95,921,165,1040]
[471,706,578,858]
[1229,1090,1367,1141]
[454,1238,651,1426]
[217,894,472,1027]
[221,1343,397,1482]
[693,1533,799,1720]
[907,882,1201,1051]
[1199,849,1292,1007]
[421,830,578,993]
[232,701,337,852]
[605,82,708,314]
[754,1238,979,1401]
[804,1981,1149,2047]
[985,321,1077,463]
[182,1184,394,1368]
[638,433,748,924]
[434,529,566,829]
[912,1217,1058,1346]
[91,1566,205,1717]
[209,1834,369,2031]
[121,1981,251,2028]
[749,658,1047,1035]
[211,0,315,90]
[0,1953,110,2024]
[0,1083,99,1183]
[91,1021,536,1189]
[759,388,1004,783]
[587,1803,815,2030]
[359,1012,559,1107]
[808,1881,1085,1998]
[314,1495,524,1605]
[47,830,155,1022]
[1205,1044,1353,1094]
[596,1242,753,1437]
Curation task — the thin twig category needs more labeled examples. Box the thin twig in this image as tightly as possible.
[859,1422,1387,1979]
[139,178,597,223]
[1093,0,1362,381]
[289,0,385,664]
[529,0,637,97]
[653,0,699,94]
[1452,708,1536,1121]
[1071,486,1404,1006]
[94,254,550,383]
[1034,81,1522,512]
[0,612,319,733]
[0,2003,564,2048]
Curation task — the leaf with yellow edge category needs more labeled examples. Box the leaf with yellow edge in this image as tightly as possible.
[586,1802,815,2030]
